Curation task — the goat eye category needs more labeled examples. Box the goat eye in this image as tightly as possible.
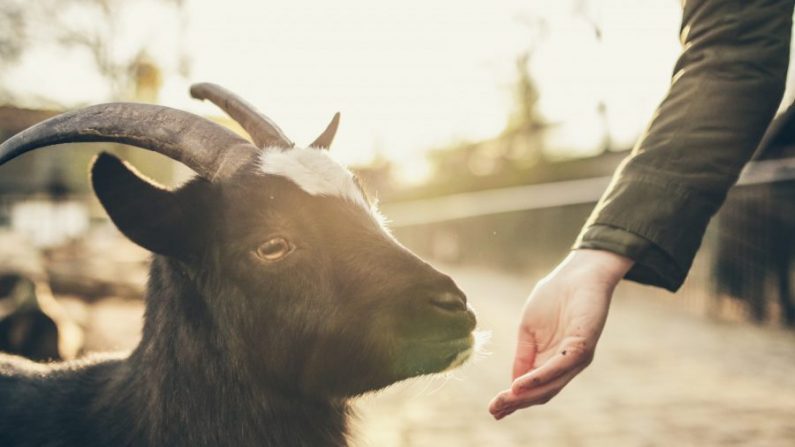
[255,237,292,261]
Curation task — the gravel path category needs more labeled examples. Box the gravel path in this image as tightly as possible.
[353,265,795,447]
[72,264,795,446]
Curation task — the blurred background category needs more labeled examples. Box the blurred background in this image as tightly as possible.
[1,0,794,445]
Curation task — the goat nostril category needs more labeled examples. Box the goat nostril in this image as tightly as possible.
[430,292,467,313]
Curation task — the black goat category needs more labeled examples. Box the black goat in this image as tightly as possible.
[0,273,81,361]
[0,83,477,446]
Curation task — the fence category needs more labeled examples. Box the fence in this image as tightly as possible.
[383,157,795,328]
[3,156,793,327]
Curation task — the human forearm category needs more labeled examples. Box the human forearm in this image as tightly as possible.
[576,0,794,291]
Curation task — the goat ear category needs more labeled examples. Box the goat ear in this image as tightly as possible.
[90,152,198,259]
[309,112,340,150]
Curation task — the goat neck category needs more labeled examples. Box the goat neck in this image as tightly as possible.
[105,257,351,447]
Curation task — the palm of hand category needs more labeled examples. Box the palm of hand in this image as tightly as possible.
[489,276,612,419]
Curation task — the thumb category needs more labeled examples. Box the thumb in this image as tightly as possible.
[512,327,537,380]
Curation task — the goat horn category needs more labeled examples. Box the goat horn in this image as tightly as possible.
[0,103,259,181]
[309,112,341,150]
[189,82,293,149]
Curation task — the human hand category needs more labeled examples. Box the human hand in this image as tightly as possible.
[489,249,634,419]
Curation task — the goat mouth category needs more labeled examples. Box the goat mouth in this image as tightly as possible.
[441,334,475,369]
[345,330,475,393]
[424,333,475,371]
[393,331,476,378]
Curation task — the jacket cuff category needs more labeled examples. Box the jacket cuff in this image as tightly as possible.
[574,174,723,292]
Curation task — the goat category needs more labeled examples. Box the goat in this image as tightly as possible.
[0,272,83,361]
[0,83,478,447]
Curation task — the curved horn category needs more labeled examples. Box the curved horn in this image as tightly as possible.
[189,82,293,149]
[309,112,341,150]
[0,103,259,181]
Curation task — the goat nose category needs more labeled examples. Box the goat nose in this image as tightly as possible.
[429,291,467,313]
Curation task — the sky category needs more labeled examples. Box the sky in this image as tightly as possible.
[7,0,789,182]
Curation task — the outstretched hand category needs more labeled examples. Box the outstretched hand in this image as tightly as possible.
[489,249,633,419]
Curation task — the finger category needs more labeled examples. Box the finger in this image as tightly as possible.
[490,367,581,419]
[488,389,515,419]
[511,341,591,394]
[511,328,537,380]
[509,367,579,407]
[494,388,561,420]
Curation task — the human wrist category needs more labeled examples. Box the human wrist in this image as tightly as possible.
[564,248,634,285]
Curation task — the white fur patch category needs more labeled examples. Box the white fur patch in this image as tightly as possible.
[259,147,369,209]
[444,330,492,371]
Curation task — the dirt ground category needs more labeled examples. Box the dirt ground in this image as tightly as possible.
[354,266,795,447]
[74,265,795,447]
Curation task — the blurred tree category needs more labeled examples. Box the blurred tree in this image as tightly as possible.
[0,0,186,103]
[389,20,559,201]
[572,0,603,41]
[505,52,543,135]
[506,14,548,134]
[500,13,554,167]
[574,0,614,154]
[0,3,24,63]
[503,51,548,165]
[0,1,26,103]
[0,0,189,193]
[54,0,184,100]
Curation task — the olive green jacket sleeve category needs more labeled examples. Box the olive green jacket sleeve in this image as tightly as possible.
[573,0,794,292]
